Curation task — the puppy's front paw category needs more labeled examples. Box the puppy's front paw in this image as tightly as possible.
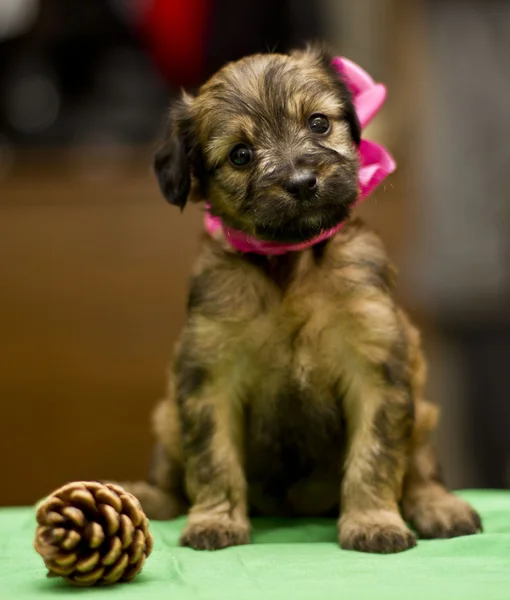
[339,510,417,554]
[403,492,482,539]
[180,518,250,551]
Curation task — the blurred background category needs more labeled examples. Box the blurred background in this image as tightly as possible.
[1,0,509,506]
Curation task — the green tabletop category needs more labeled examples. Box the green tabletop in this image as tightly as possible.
[2,490,509,600]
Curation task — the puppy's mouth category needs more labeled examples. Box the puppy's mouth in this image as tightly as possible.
[253,204,351,244]
[247,169,359,243]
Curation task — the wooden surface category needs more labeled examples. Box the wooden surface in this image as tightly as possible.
[0,149,202,505]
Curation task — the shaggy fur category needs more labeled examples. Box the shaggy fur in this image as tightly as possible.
[123,47,481,553]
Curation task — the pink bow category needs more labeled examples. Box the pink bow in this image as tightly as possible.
[332,57,396,200]
[205,57,396,254]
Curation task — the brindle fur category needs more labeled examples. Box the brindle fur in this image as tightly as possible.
[122,46,481,553]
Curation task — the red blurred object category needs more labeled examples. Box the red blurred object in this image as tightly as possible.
[138,0,210,87]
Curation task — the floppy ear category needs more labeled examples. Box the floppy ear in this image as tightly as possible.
[292,44,361,146]
[153,95,196,209]
[340,89,361,146]
[320,48,361,146]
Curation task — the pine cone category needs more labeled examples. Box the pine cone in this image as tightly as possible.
[34,481,154,587]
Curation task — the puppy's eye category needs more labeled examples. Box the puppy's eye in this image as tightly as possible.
[229,144,253,167]
[308,114,330,135]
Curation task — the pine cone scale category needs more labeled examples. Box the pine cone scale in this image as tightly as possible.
[84,521,105,548]
[123,556,145,583]
[61,530,81,550]
[119,513,135,548]
[121,495,143,527]
[98,503,120,535]
[95,488,123,512]
[75,551,100,573]
[69,489,97,511]
[102,536,122,565]
[46,560,75,576]
[72,566,105,586]
[102,553,129,585]
[61,506,86,528]
[43,511,65,526]
[128,530,146,564]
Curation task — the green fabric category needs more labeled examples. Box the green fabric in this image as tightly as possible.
[2,491,509,599]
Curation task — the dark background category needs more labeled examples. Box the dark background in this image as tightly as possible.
[1,0,508,505]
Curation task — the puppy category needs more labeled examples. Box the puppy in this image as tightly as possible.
[125,46,481,553]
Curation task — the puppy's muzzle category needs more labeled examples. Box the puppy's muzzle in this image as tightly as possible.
[284,169,318,201]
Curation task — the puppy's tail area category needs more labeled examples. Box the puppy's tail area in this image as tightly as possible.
[107,480,187,521]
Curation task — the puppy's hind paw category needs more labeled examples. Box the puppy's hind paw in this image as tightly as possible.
[403,492,482,539]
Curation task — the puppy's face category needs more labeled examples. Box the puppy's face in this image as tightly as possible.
[154,48,361,243]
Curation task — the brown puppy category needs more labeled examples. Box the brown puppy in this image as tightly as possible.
[125,46,481,553]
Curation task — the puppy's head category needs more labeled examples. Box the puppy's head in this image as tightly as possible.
[154,46,361,243]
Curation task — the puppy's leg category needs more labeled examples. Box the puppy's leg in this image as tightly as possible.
[118,444,187,520]
[401,400,482,538]
[178,382,249,551]
[338,372,416,553]
[399,316,482,538]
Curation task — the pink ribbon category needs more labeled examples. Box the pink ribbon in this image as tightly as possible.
[205,57,396,255]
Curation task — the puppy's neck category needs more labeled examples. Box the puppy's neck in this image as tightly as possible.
[246,251,302,290]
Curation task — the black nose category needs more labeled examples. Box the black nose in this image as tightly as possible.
[285,170,317,199]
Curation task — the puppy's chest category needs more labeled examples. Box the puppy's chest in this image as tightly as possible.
[243,295,345,469]
[249,290,345,390]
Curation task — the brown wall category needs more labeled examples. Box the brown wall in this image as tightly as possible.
[0,149,202,505]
